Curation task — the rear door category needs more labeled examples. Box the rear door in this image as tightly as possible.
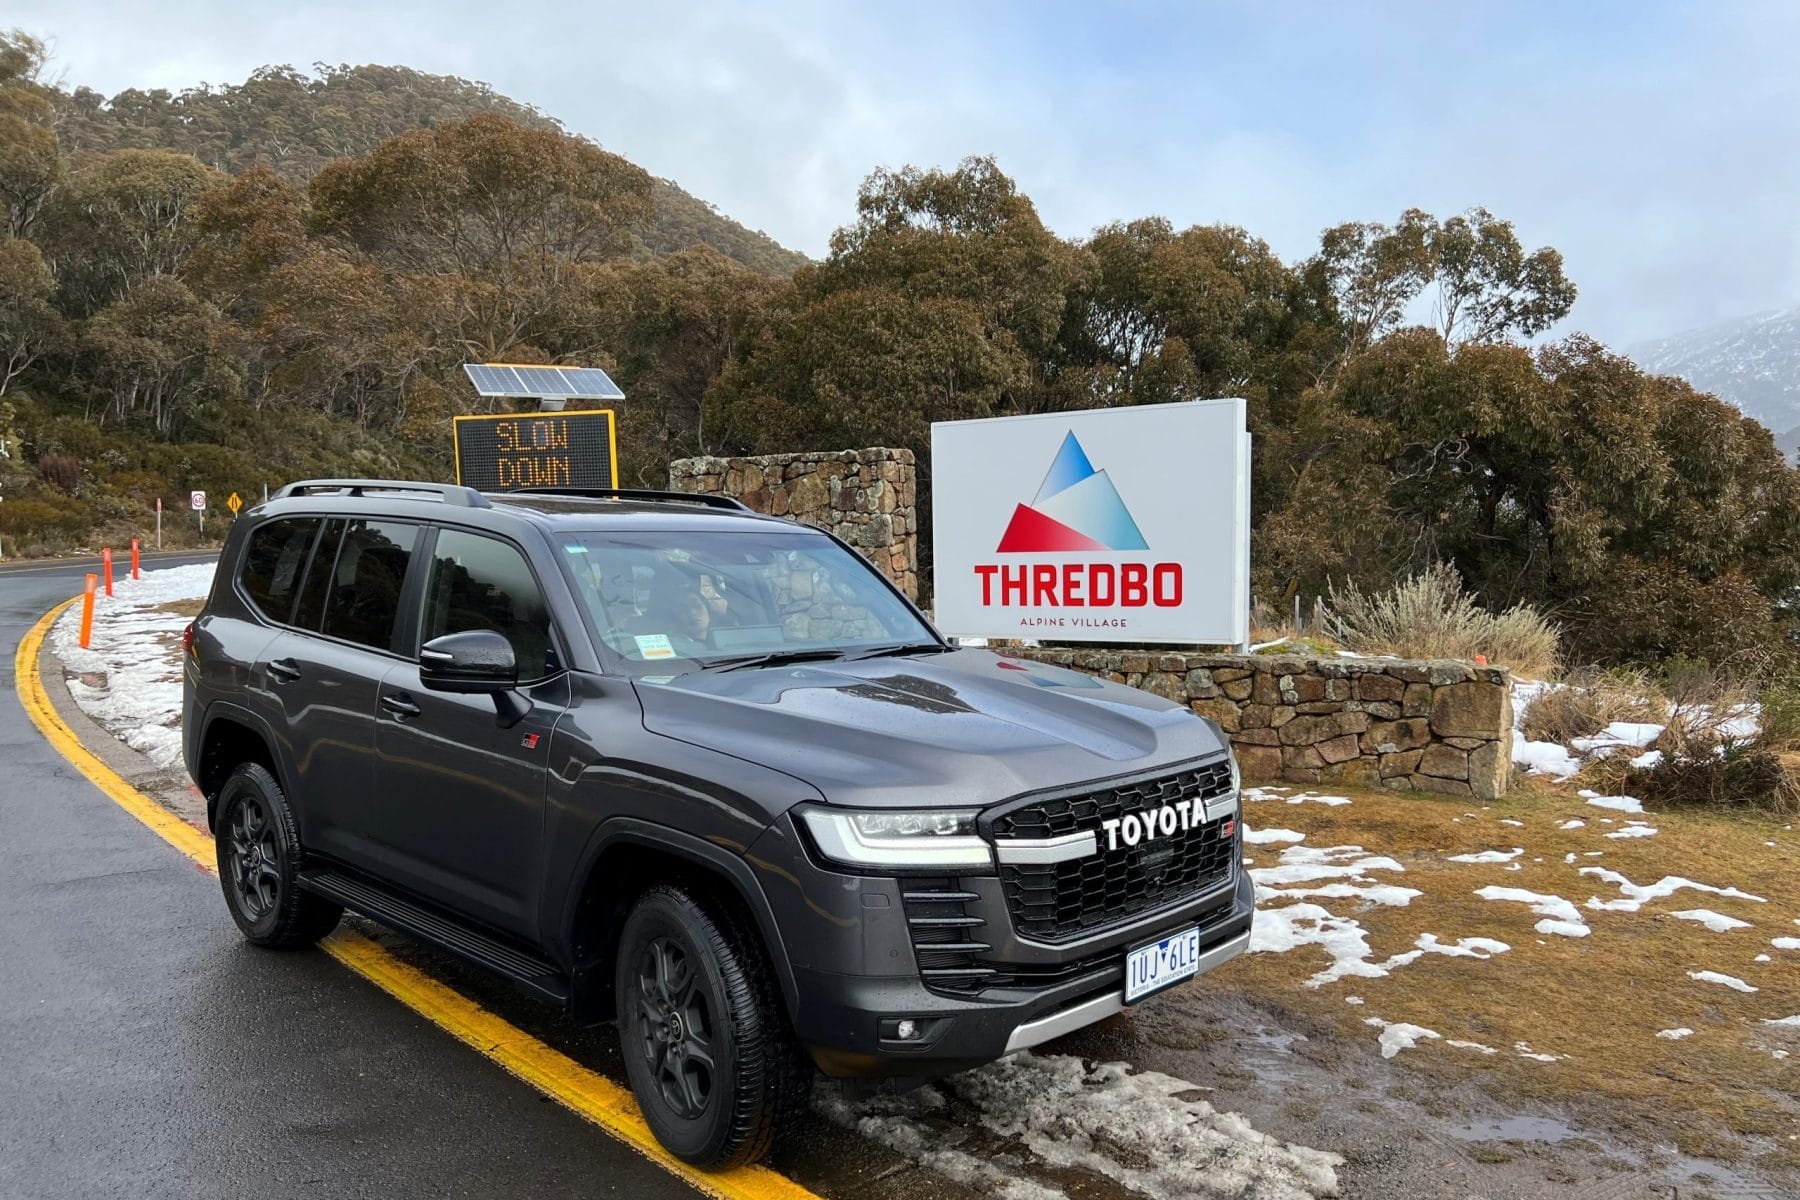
[263,517,423,872]
[372,526,564,938]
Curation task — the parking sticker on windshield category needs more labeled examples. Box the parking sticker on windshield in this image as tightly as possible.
[634,633,676,660]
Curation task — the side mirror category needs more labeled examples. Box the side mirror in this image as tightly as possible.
[419,630,518,694]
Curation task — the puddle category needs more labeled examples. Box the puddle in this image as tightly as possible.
[1449,1115,1581,1143]
[1237,1026,1307,1084]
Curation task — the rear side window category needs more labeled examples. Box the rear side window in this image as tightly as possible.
[421,529,557,681]
[292,518,346,632]
[238,518,320,623]
[317,520,419,652]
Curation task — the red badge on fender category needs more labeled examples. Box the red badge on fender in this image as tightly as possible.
[521,733,540,750]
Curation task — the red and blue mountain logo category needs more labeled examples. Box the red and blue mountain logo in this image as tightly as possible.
[997,431,1149,553]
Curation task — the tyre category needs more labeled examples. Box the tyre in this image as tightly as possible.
[215,762,342,948]
[615,884,812,1168]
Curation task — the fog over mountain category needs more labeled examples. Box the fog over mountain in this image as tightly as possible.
[1631,307,1800,456]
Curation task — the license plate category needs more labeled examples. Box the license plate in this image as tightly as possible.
[1125,926,1202,1004]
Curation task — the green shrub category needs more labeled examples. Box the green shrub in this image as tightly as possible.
[1322,563,1562,677]
[1620,743,1789,811]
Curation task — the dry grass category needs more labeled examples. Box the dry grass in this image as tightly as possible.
[1322,564,1562,678]
[1218,784,1800,1171]
[153,598,205,619]
[1518,667,1661,744]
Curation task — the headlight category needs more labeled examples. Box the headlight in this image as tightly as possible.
[798,806,993,870]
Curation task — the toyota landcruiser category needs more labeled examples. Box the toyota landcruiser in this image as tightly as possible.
[182,479,1251,1167]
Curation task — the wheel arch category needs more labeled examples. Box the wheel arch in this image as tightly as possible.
[194,703,284,831]
[562,819,800,1025]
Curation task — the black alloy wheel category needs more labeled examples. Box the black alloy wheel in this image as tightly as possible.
[635,936,717,1120]
[225,790,281,923]
[214,762,342,948]
[614,885,811,1167]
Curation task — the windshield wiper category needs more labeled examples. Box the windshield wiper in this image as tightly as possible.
[698,648,851,673]
[842,641,954,661]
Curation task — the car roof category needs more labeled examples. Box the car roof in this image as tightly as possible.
[246,480,806,536]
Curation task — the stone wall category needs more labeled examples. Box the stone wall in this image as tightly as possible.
[1004,648,1513,800]
[667,448,919,600]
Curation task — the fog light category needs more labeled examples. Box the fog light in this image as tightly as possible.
[880,1017,930,1042]
[896,1020,918,1040]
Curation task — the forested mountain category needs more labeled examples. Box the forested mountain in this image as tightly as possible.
[1630,307,1800,459]
[50,61,809,276]
[2,29,1797,670]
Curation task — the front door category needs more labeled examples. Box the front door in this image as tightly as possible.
[371,527,565,938]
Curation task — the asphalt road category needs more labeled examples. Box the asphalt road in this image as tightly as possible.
[0,554,704,1200]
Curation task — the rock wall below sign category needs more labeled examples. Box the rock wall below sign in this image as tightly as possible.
[667,448,918,600]
[1003,647,1513,800]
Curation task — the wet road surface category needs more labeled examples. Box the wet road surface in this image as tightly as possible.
[0,554,707,1200]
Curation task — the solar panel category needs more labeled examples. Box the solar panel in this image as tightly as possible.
[461,363,624,401]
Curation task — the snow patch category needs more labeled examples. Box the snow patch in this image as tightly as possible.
[49,563,216,770]
[1581,867,1766,913]
[1772,937,1800,951]
[1657,1028,1694,1040]
[1475,886,1591,937]
[1363,1017,1439,1058]
[1579,790,1645,814]
[1512,739,1582,779]
[823,1053,1343,1200]
[1557,819,1586,830]
[1244,827,1307,845]
[1447,847,1523,864]
[1670,909,1751,933]
[1688,970,1757,993]
[1604,824,1659,840]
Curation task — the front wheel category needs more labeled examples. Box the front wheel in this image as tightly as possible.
[615,885,811,1167]
[215,762,342,948]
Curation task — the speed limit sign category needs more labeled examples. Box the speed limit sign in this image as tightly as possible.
[190,491,206,511]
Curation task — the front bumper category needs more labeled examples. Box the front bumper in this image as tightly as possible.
[748,810,1255,1079]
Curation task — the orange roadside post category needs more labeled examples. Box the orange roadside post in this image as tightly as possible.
[103,547,114,597]
[80,573,97,649]
[130,539,141,580]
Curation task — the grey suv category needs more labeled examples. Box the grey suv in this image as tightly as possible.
[182,479,1251,1167]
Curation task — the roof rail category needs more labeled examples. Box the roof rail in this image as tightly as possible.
[271,480,492,508]
[500,487,754,513]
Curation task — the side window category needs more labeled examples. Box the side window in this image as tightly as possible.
[238,518,320,623]
[421,529,557,681]
[318,520,418,652]
[292,518,346,632]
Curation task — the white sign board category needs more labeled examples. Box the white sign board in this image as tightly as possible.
[190,490,207,511]
[931,398,1251,645]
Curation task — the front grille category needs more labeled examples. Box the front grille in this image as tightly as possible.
[992,760,1238,941]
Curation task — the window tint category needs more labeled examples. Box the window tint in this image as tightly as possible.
[421,529,557,680]
[292,518,346,632]
[238,518,320,623]
[317,520,418,652]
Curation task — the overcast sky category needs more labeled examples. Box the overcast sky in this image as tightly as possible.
[16,0,1800,346]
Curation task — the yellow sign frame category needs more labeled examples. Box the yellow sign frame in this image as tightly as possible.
[452,409,619,491]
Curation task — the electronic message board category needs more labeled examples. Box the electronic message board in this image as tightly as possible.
[453,410,617,492]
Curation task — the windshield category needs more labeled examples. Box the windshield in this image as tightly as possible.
[556,528,938,674]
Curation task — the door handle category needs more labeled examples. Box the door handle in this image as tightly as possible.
[267,658,301,683]
[381,693,422,719]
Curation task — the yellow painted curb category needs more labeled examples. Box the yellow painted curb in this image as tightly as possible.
[14,601,822,1200]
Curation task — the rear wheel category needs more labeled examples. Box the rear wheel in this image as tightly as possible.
[216,762,341,948]
[615,885,811,1167]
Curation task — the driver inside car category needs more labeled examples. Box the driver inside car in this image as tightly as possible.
[627,579,713,657]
